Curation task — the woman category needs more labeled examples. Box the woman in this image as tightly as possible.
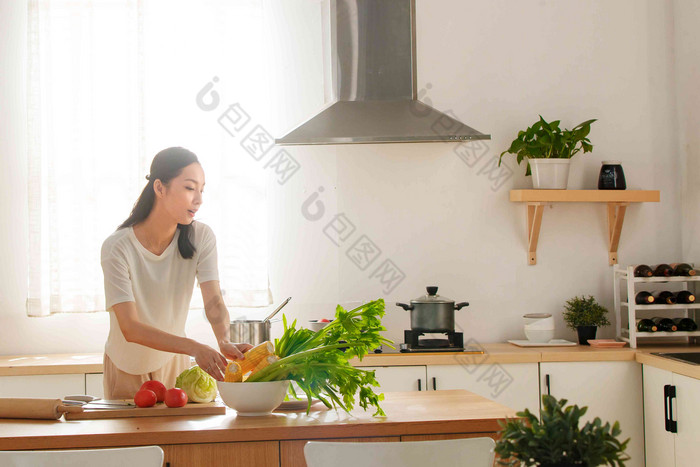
[100,147,252,399]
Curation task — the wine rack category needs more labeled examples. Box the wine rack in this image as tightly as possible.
[614,265,700,348]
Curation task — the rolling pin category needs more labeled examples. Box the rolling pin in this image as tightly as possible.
[0,398,84,420]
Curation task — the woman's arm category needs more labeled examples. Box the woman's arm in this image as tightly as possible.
[200,280,253,368]
[112,301,229,381]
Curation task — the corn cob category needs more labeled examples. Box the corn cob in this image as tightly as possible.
[237,341,275,374]
[224,361,242,382]
[251,354,279,374]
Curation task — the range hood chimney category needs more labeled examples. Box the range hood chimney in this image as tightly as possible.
[275,0,490,145]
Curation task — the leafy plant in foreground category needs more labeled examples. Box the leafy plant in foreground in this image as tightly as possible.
[495,395,630,466]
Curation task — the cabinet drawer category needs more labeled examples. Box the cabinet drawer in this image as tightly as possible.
[357,366,426,392]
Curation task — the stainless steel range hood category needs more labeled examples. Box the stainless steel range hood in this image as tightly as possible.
[275,0,490,145]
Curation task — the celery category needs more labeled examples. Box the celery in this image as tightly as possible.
[247,299,393,416]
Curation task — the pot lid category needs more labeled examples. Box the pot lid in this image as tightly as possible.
[411,286,454,304]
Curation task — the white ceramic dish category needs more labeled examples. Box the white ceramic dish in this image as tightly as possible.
[217,380,290,416]
[508,339,577,347]
[276,399,321,410]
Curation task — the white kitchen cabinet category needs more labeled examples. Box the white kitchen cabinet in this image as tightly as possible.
[426,363,539,415]
[0,374,84,399]
[85,373,104,398]
[357,366,427,392]
[673,373,700,466]
[643,365,674,467]
[643,365,700,467]
[540,361,644,467]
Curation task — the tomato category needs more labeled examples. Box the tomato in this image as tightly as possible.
[134,389,157,408]
[164,388,188,408]
[140,380,167,402]
[319,318,331,322]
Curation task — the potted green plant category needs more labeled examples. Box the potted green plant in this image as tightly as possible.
[562,295,611,345]
[495,395,630,467]
[498,116,596,189]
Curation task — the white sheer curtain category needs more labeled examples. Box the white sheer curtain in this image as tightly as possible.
[27,0,272,316]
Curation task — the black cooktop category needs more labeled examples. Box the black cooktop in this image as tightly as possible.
[374,345,484,354]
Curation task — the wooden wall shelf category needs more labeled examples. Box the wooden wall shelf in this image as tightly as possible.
[509,190,660,265]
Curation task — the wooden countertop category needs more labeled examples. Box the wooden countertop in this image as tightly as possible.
[1,343,698,379]
[0,390,516,451]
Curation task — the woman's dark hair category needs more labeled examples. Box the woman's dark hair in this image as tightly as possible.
[118,147,200,259]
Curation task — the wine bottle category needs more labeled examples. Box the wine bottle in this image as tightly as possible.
[636,319,658,332]
[675,290,696,304]
[655,291,677,305]
[672,318,698,332]
[652,264,673,277]
[633,264,653,277]
[670,263,697,276]
[652,317,678,332]
[635,291,655,305]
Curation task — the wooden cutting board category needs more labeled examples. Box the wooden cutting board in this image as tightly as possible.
[65,401,226,420]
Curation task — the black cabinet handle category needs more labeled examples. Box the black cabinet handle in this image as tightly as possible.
[417,379,422,391]
[432,377,437,391]
[664,384,678,433]
[545,374,551,396]
[664,384,670,432]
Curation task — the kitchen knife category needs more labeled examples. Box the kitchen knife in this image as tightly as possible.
[87,400,136,407]
[80,404,137,410]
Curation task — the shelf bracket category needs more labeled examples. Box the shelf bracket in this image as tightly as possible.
[511,190,659,266]
[607,202,628,265]
[526,203,546,265]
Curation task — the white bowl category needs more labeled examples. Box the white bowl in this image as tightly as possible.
[217,380,290,416]
[308,320,332,332]
[523,315,554,329]
[524,328,555,343]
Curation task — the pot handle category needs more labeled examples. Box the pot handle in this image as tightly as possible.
[396,302,414,311]
[454,302,470,310]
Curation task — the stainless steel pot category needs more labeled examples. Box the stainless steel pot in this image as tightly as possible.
[230,320,270,346]
[229,297,291,346]
[396,286,469,332]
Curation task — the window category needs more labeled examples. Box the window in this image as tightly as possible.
[26,0,272,316]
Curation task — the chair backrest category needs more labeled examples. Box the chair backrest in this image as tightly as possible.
[304,437,495,467]
[0,445,164,467]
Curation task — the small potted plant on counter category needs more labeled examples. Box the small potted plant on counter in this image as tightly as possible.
[562,295,610,345]
[494,395,630,467]
[498,116,596,189]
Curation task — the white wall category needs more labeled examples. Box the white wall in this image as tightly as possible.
[675,0,700,261]
[0,0,688,355]
[266,0,682,346]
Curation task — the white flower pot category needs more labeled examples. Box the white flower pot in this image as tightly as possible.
[529,159,571,189]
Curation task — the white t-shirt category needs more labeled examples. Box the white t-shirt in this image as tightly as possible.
[100,221,219,375]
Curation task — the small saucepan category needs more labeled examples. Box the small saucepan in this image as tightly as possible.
[396,286,469,332]
[230,297,291,345]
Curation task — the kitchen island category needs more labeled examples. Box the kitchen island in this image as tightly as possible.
[0,390,514,466]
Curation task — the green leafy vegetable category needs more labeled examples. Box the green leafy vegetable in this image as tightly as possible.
[175,365,217,403]
[246,299,394,416]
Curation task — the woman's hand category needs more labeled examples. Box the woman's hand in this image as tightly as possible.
[219,341,254,361]
[192,343,229,382]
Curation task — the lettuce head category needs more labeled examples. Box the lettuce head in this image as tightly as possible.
[175,366,217,403]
